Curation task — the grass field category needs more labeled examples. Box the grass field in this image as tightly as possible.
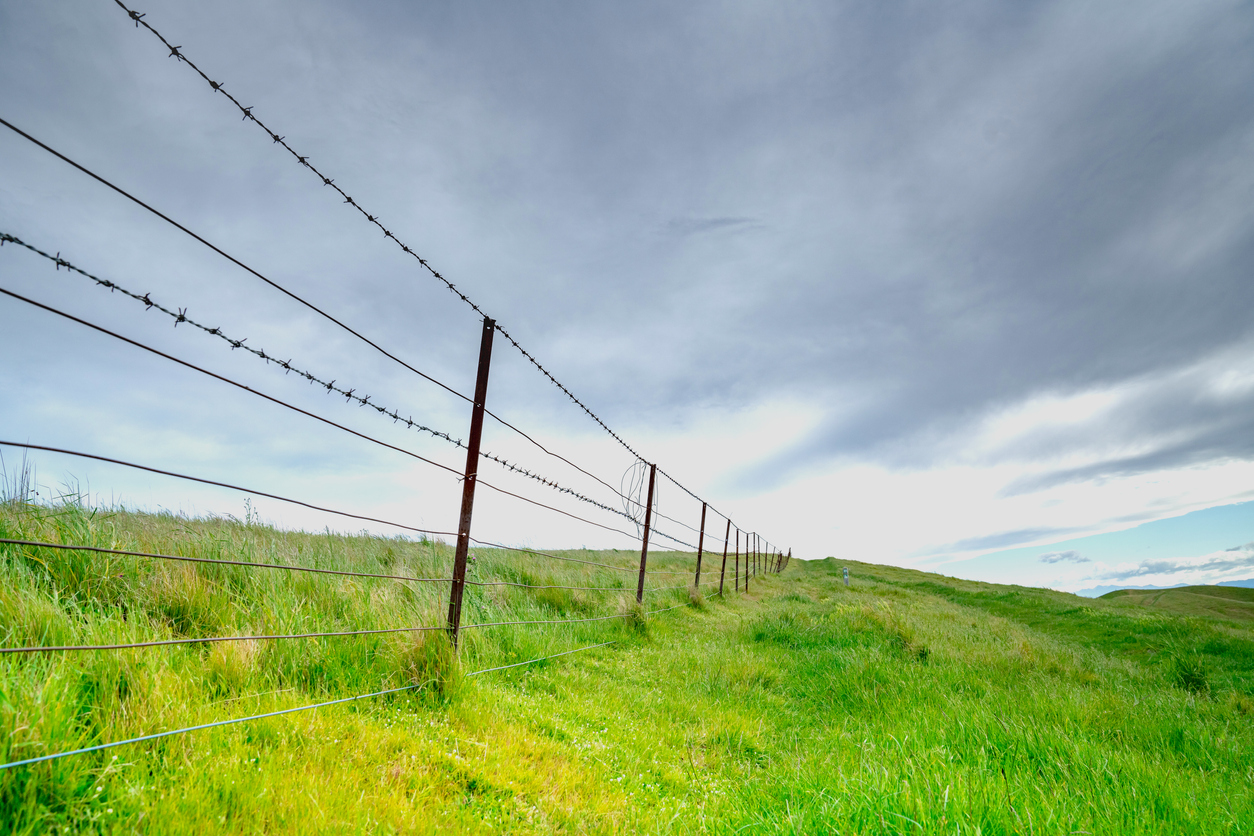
[2,497,1252,834]
[1101,584,1254,624]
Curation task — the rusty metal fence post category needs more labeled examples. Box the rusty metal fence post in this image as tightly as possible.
[722,516,732,594]
[746,532,752,593]
[447,316,495,650]
[693,501,706,590]
[635,463,656,604]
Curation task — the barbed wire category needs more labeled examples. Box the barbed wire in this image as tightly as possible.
[0,284,466,472]
[0,539,453,585]
[0,284,662,537]
[0,232,461,443]
[10,12,782,554]
[0,117,473,408]
[0,116,665,532]
[110,3,656,468]
[0,230,651,528]
[0,118,774,554]
[0,441,707,588]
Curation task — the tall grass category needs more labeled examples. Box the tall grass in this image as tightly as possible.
[1,504,1251,833]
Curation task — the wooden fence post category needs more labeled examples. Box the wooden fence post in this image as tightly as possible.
[635,463,656,604]
[734,528,740,592]
[718,518,730,595]
[446,316,495,650]
[693,502,707,591]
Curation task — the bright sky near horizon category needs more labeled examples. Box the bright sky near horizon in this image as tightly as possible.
[2,1,1253,589]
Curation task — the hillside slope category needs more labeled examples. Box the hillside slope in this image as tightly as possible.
[1,503,1252,834]
[1101,584,1254,623]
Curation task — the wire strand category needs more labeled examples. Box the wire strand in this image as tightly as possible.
[0,625,445,655]
[0,679,429,771]
[0,539,452,585]
[463,641,615,676]
[0,440,457,539]
[1,231,652,529]
[0,285,464,478]
[461,614,626,630]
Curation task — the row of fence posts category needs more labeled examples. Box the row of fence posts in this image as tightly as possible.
[445,315,790,650]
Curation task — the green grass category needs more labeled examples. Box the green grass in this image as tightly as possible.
[1101,585,1254,624]
[1,500,1252,833]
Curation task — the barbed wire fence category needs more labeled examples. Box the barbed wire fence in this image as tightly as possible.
[0,3,791,773]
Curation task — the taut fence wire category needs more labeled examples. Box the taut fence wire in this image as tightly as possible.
[0,2,792,773]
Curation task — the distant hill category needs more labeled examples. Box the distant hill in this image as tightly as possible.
[1099,584,1254,623]
[1076,578,1254,598]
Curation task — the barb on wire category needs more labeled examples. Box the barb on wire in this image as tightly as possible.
[474,479,640,542]
[0,117,472,409]
[0,624,445,655]
[0,285,466,481]
[0,539,452,585]
[1,230,645,527]
[111,2,651,464]
[32,7,777,550]
[2,91,764,552]
[2,281,653,534]
[0,232,461,445]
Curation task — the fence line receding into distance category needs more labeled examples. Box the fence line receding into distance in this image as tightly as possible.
[0,3,790,773]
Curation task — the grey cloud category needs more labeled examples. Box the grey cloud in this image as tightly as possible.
[1089,545,1254,581]
[663,217,761,237]
[3,0,1254,556]
[1039,550,1088,564]
[918,526,1088,557]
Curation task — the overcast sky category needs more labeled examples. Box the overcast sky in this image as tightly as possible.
[2,0,1253,590]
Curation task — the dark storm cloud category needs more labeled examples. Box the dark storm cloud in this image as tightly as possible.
[2,0,1252,556]
[721,0,1254,485]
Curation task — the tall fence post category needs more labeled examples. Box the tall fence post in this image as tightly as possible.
[786,548,791,571]
[447,316,495,650]
[635,463,657,604]
[718,518,730,595]
[693,501,707,590]
[734,528,740,591]
[746,532,751,592]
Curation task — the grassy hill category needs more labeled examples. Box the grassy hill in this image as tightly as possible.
[2,500,1252,833]
[1101,584,1254,624]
